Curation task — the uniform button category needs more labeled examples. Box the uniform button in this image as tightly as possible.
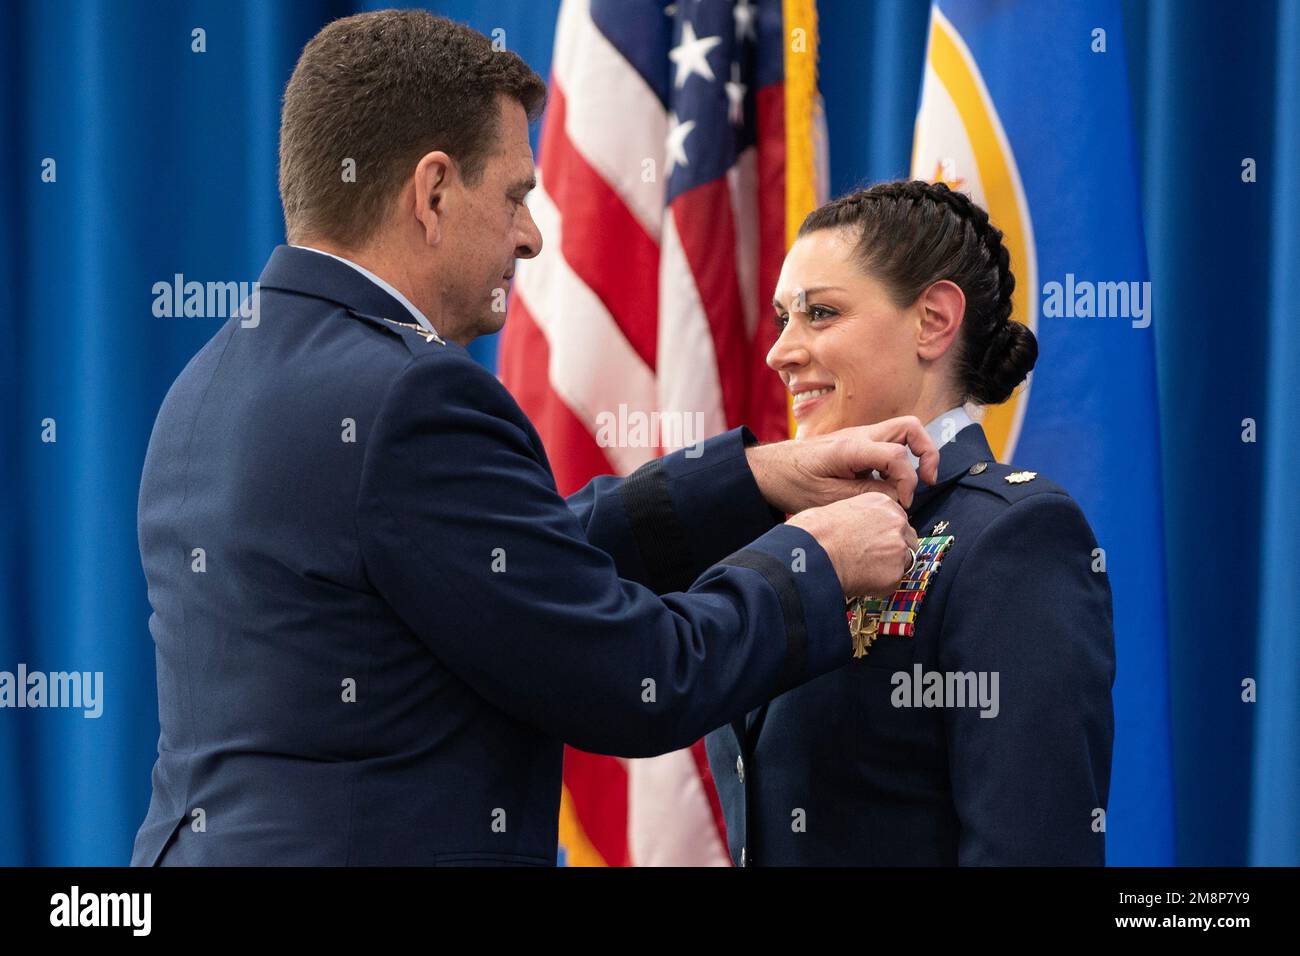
[969,461,988,475]
[740,846,748,867]
[736,755,745,784]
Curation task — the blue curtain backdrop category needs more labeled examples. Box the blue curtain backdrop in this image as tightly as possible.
[1,0,1295,865]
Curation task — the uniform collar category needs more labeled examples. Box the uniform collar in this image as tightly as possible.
[908,420,995,516]
[926,406,974,451]
[906,406,974,471]
[257,245,446,344]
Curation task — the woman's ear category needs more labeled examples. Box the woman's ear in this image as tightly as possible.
[412,150,455,247]
[916,279,966,361]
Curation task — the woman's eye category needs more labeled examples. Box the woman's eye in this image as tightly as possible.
[773,306,834,329]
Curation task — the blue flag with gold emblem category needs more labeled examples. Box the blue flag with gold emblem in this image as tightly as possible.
[910,0,1174,864]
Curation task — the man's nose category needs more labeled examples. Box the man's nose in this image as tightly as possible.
[515,204,542,259]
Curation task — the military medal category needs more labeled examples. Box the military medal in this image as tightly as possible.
[844,533,956,654]
[846,596,884,658]
[878,534,955,636]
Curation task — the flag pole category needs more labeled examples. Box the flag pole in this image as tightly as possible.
[783,0,821,438]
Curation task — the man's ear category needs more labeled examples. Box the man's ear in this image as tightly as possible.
[916,279,966,361]
[412,150,456,247]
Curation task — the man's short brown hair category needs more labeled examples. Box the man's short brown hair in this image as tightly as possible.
[278,10,547,247]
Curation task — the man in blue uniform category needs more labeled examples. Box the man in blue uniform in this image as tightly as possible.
[130,11,937,866]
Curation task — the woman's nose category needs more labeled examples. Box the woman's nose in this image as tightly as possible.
[767,325,810,371]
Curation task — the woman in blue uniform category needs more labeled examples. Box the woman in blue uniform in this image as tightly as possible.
[705,180,1115,866]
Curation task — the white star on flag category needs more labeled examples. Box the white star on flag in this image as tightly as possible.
[734,0,757,42]
[725,62,747,126]
[669,20,722,88]
[665,111,696,174]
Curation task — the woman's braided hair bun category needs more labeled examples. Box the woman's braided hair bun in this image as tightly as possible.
[798,179,1036,405]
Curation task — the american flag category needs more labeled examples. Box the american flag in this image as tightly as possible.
[499,0,822,866]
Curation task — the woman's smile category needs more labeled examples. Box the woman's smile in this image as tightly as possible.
[790,383,836,420]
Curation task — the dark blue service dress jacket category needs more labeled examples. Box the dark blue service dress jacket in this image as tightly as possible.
[130,245,852,866]
[706,424,1116,866]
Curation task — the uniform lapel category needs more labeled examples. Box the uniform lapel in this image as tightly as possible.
[908,424,994,519]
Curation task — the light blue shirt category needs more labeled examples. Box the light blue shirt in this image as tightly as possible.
[904,405,975,473]
[292,244,445,345]
[926,405,974,451]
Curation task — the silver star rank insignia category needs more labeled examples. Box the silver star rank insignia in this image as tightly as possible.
[1005,471,1038,484]
[380,316,445,345]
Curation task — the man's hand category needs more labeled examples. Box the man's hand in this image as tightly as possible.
[744,416,941,513]
[788,493,921,599]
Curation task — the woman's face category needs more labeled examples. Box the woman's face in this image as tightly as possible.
[769,228,925,439]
